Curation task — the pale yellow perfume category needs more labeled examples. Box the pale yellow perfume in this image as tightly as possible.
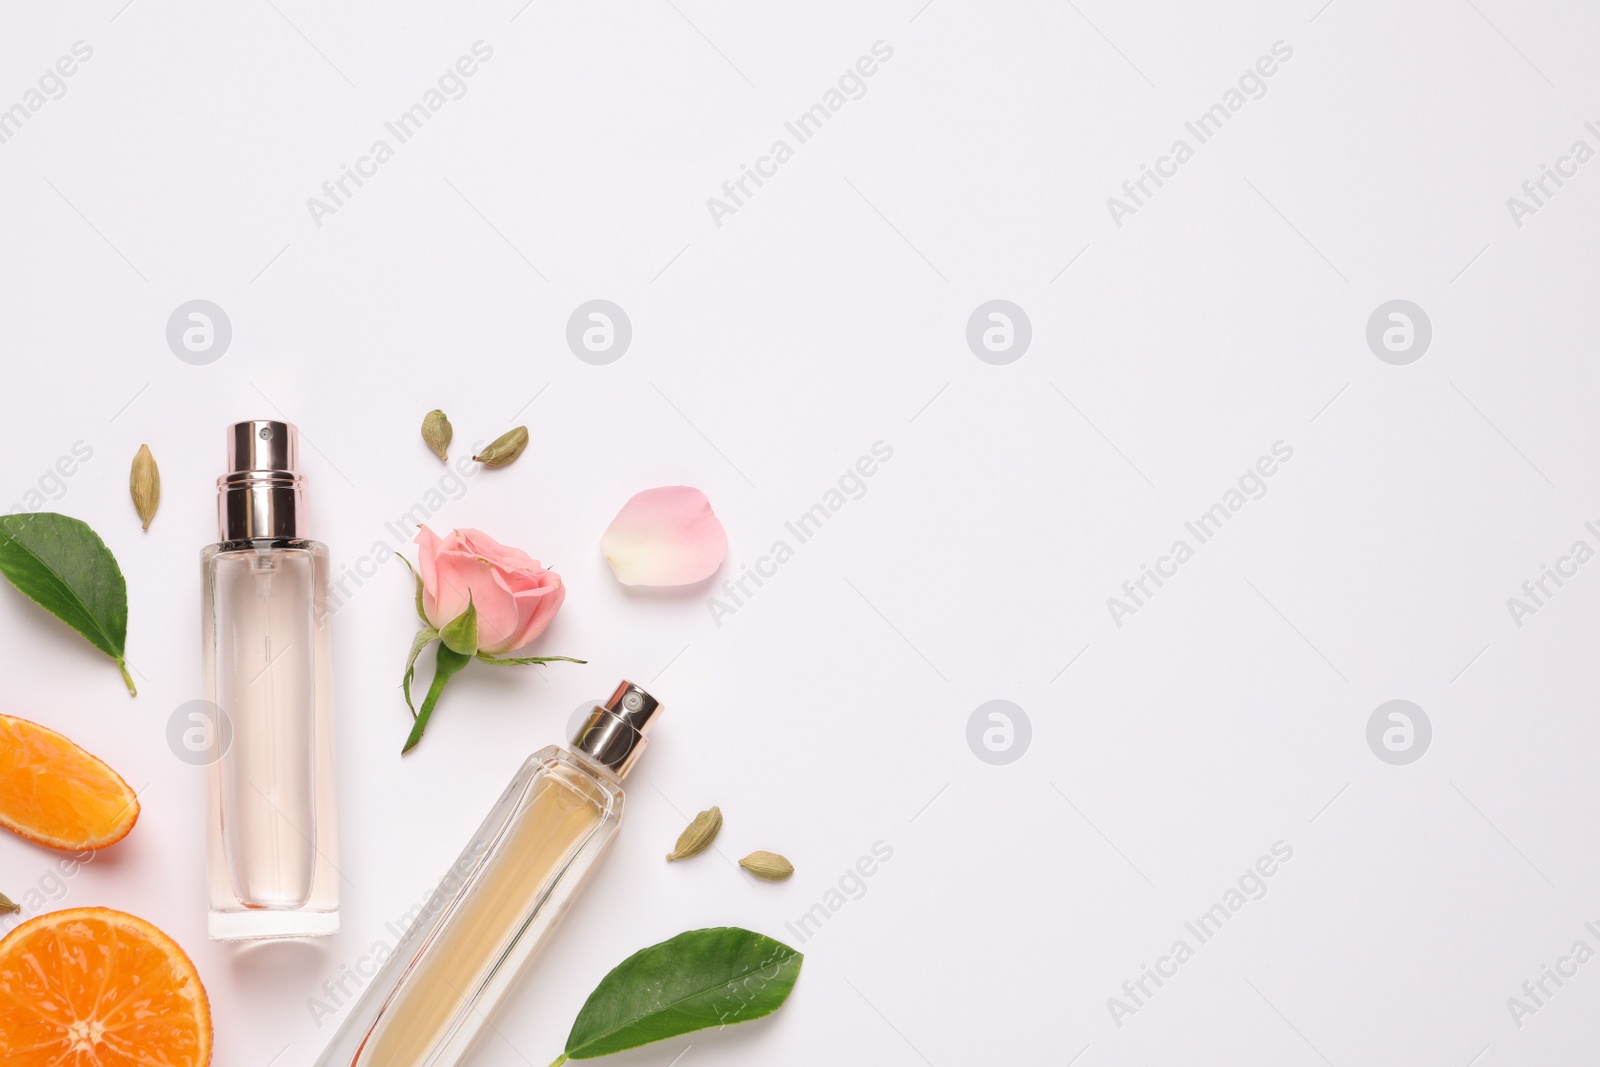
[314,680,662,1067]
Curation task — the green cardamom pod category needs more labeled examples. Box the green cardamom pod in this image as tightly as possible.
[474,426,529,468]
[0,891,18,914]
[739,850,794,881]
[667,806,722,861]
[129,444,160,531]
[422,409,453,462]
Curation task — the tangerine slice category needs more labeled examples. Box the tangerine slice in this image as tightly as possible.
[0,714,139,850]
[0,907,212,1065]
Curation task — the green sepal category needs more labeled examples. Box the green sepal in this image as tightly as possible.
[401,626,439,716]
[475,652,587,666]
[439,596,478,656]
[397,555,429,626]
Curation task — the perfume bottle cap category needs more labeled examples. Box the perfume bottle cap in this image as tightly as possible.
[218,420,307,541]
[572,680,661,778]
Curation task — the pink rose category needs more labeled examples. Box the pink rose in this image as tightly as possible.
[414,526,565,655]
[400,526,583,753]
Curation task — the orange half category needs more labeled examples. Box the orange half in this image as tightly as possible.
[0,714,139,850]
[0,908,212,1065]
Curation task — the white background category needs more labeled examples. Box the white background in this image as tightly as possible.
[1,0,1598,1064]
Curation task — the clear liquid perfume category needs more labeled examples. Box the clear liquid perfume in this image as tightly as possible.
[202,420,340,940]
[313,681,663,1067]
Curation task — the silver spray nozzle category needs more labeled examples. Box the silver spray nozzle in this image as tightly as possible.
[219,420,307,541]
[571,680,662,778]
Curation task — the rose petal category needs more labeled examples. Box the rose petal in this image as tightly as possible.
[505,581,565,650]
[459,528,542,573]
[463,562,524,653]
[601,486,728,587]
[414,525,445,623]
[429,549,485,631]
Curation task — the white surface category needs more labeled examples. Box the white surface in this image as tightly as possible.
[0,1,1597,1064]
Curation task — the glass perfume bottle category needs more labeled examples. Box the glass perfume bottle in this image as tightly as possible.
[314,680,663,1067]
[202,420,340,940]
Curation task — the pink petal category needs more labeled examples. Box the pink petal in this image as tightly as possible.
[459,528,542,573]
[505,581,565,650]
[601,486,728,587]
[429,549,483,630]
[463,563,524,653]
[414,525,444,623]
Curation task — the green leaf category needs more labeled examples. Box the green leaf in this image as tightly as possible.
[0,512,134,695]
[553,927,803,1064]
[401,627,439,716]
[475,652,587,667]
[397,555,430,626]
[439,595,478,656]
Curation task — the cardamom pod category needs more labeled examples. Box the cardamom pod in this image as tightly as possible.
[422,409,453,462]
[739,850,794,881]
[129,444,160,531]
[474,426,529,468]
[0,891,18,914]
[667,806,722,861]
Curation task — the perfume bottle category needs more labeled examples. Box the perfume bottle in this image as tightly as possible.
[314,681,663,1067]
[202,420,340,940]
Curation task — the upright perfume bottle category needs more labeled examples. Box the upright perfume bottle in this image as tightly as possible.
[202,420,339,940]
[314,681,663,1067]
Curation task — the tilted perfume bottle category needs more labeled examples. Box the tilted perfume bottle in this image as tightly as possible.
[202,420,340,940]
[314,680,663,1067]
